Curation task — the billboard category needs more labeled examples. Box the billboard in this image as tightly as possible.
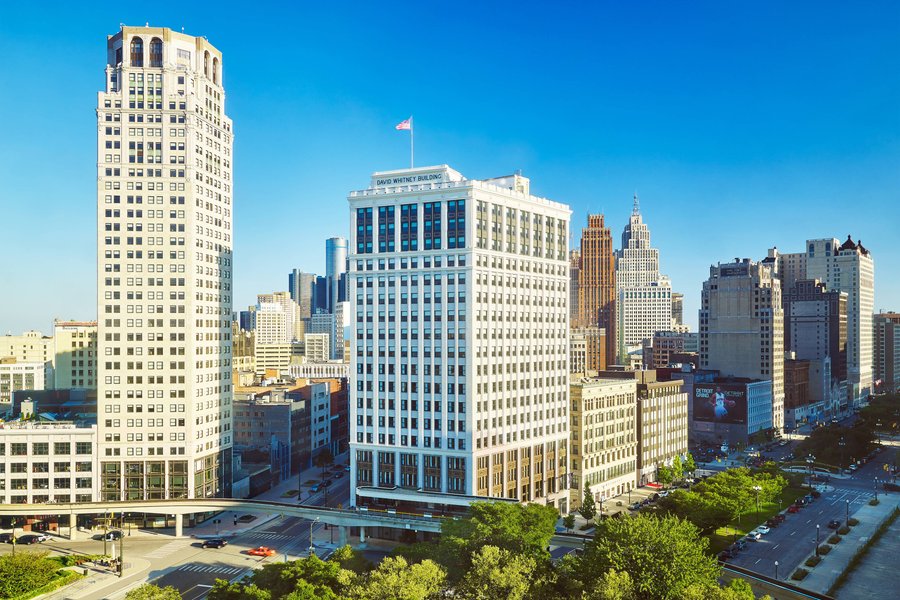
[694,383,747,425]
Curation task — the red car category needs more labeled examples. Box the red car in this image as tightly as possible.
[787,505,800,513]
[248,546,276,557]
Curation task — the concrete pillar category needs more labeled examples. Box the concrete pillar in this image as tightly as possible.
[338,525,348,547]
[68,526,79,541]
[174,514,183,538]
[358,526,366,549]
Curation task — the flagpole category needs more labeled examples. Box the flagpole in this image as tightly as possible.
[410,117,414,169]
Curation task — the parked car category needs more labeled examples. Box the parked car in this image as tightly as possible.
[629,502,641,511]
[804,494,815,503]
[103,530,123,541]
[827,520,841,529]
[717,550,733,561]
[745,531,761,541]
[248,546,276,557]
[849,463,859,472]
[765,518,780,528]
[771,514,786,523]
[787,505,801,513]
[333,471,344,479]
[34,533,52,542]
[15,534,42,545]
[0,533,14,544]
[733,539,747,550]
[883,481,900,492]
[310,484,320,493]
[754,525,771,535]
[202,538,228,548]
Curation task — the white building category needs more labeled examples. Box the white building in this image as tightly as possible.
[289,358,351,380]
[52,320,98,389]
[304,333,331,363]
[0,331,53,385]
[0,420,99,504]
[96,26,234,500]
[0,360,46,412]
[348,165,571,511]
[773,237,874,406]
[569,377,637,508]
[255,302,290,345]
[615,197,672,362]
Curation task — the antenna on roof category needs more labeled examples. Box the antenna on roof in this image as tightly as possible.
[633,192,640,216]
[145,22,149,27]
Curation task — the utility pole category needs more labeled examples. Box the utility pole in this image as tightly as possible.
[118,529,124,577]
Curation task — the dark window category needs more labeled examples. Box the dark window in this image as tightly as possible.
[130,37,144,67]
[378,205,396,253]
[149,38,163,67]
[356,207,374,254]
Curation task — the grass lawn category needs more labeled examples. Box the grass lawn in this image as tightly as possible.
[280,489,300,498]
[709,486,807,553]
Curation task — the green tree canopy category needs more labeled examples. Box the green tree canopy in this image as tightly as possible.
[455,545,540,600]
[657,465,673,487]
[348,556,445,600]
[126,584,184,600]
[586,569,637,600]
[580,484,597,521]
[684,452,697,476]
[0,551,58,599]
[672,456,684,482]
[577,514,720,600]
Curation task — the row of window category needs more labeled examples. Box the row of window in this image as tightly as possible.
[0,442,92,456]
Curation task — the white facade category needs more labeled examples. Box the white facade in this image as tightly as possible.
[775,237,875,405]
[0,361,46,411]
[289,358,351,380]
[309,382,332,456]
[52,321,98,389]
[615,197,672,361]
[0,331,53,385]
[0,422,99,504]
[97,26,233,500]
[570,377,637,507]
[348,165,571,510]
[304,333,331,363]
[255,302,290,345]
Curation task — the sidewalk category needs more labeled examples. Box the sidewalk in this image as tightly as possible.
[189,450,349,539]
[794,493,900,593]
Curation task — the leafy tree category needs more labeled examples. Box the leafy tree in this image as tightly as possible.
[455,545,539,600]
[657,490,732,534]
[314,448,335,480]
[576,514,720,600]
[126,584,184,600]
[586,569,637,600]
[681,578,770,600]
[208,581,272,600]
[672,456,684,482]
[580,484,597,521]
[563,514,576,533]
[0,551,58,598]
[657,465,673,487]
[684,452,697,477]
[348,556,445,600]
[330,545,372,574]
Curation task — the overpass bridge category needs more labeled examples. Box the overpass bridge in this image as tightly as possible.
[0,498,588,549]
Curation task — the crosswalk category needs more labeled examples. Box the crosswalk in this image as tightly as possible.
[241,532,296,541]
[178,564,245,575]
[145,540,186,559]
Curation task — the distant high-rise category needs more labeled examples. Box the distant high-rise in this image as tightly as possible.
[671,293,684,328]
[772,237,875,405]
[874,313,900,393]
[569,249,580,324]
[700,258,784,435]
[783,279,847,383]
[326,237,348,314]
[52,320,98,390]
[615,196,672,362]
[577,214,616,363]
[288,270,317,320]
[97,26,233,500]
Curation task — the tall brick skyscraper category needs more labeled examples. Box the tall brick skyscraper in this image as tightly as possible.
[577,214,616,364]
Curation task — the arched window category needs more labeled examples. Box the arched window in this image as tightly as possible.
[130,37,144,67]
[149,38,163,67]
[204,51,210,77]
[212,57,219,85]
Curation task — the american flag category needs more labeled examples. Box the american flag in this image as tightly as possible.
[395,117,412,130]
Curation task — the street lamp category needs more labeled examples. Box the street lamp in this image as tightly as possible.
[775,560,779,580]
[806,455,816,491]
[838,437,846,474]
[815,524,820,556]
[874,478,879,500]
[752,485,762,524]
[308,517,319,555]
[845,499,850,526]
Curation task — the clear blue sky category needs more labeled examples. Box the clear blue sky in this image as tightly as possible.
[1,1,898,333]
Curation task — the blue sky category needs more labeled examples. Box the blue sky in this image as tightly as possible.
[1,1,898,333]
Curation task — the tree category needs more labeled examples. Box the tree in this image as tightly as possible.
[563,514,576,533]
[455,545,539,600]
[657,465,673,487]
[126,584,184,600]
[672,456,684,482]
[587,570,637,600]
[0,551,58,598]
[314,448,335,480]
[576,514,720,600]
[208,581,272,600]
[208,554,356,600]
[684,452,697,478]
[580,484,597,521]
[348,556,445,600]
